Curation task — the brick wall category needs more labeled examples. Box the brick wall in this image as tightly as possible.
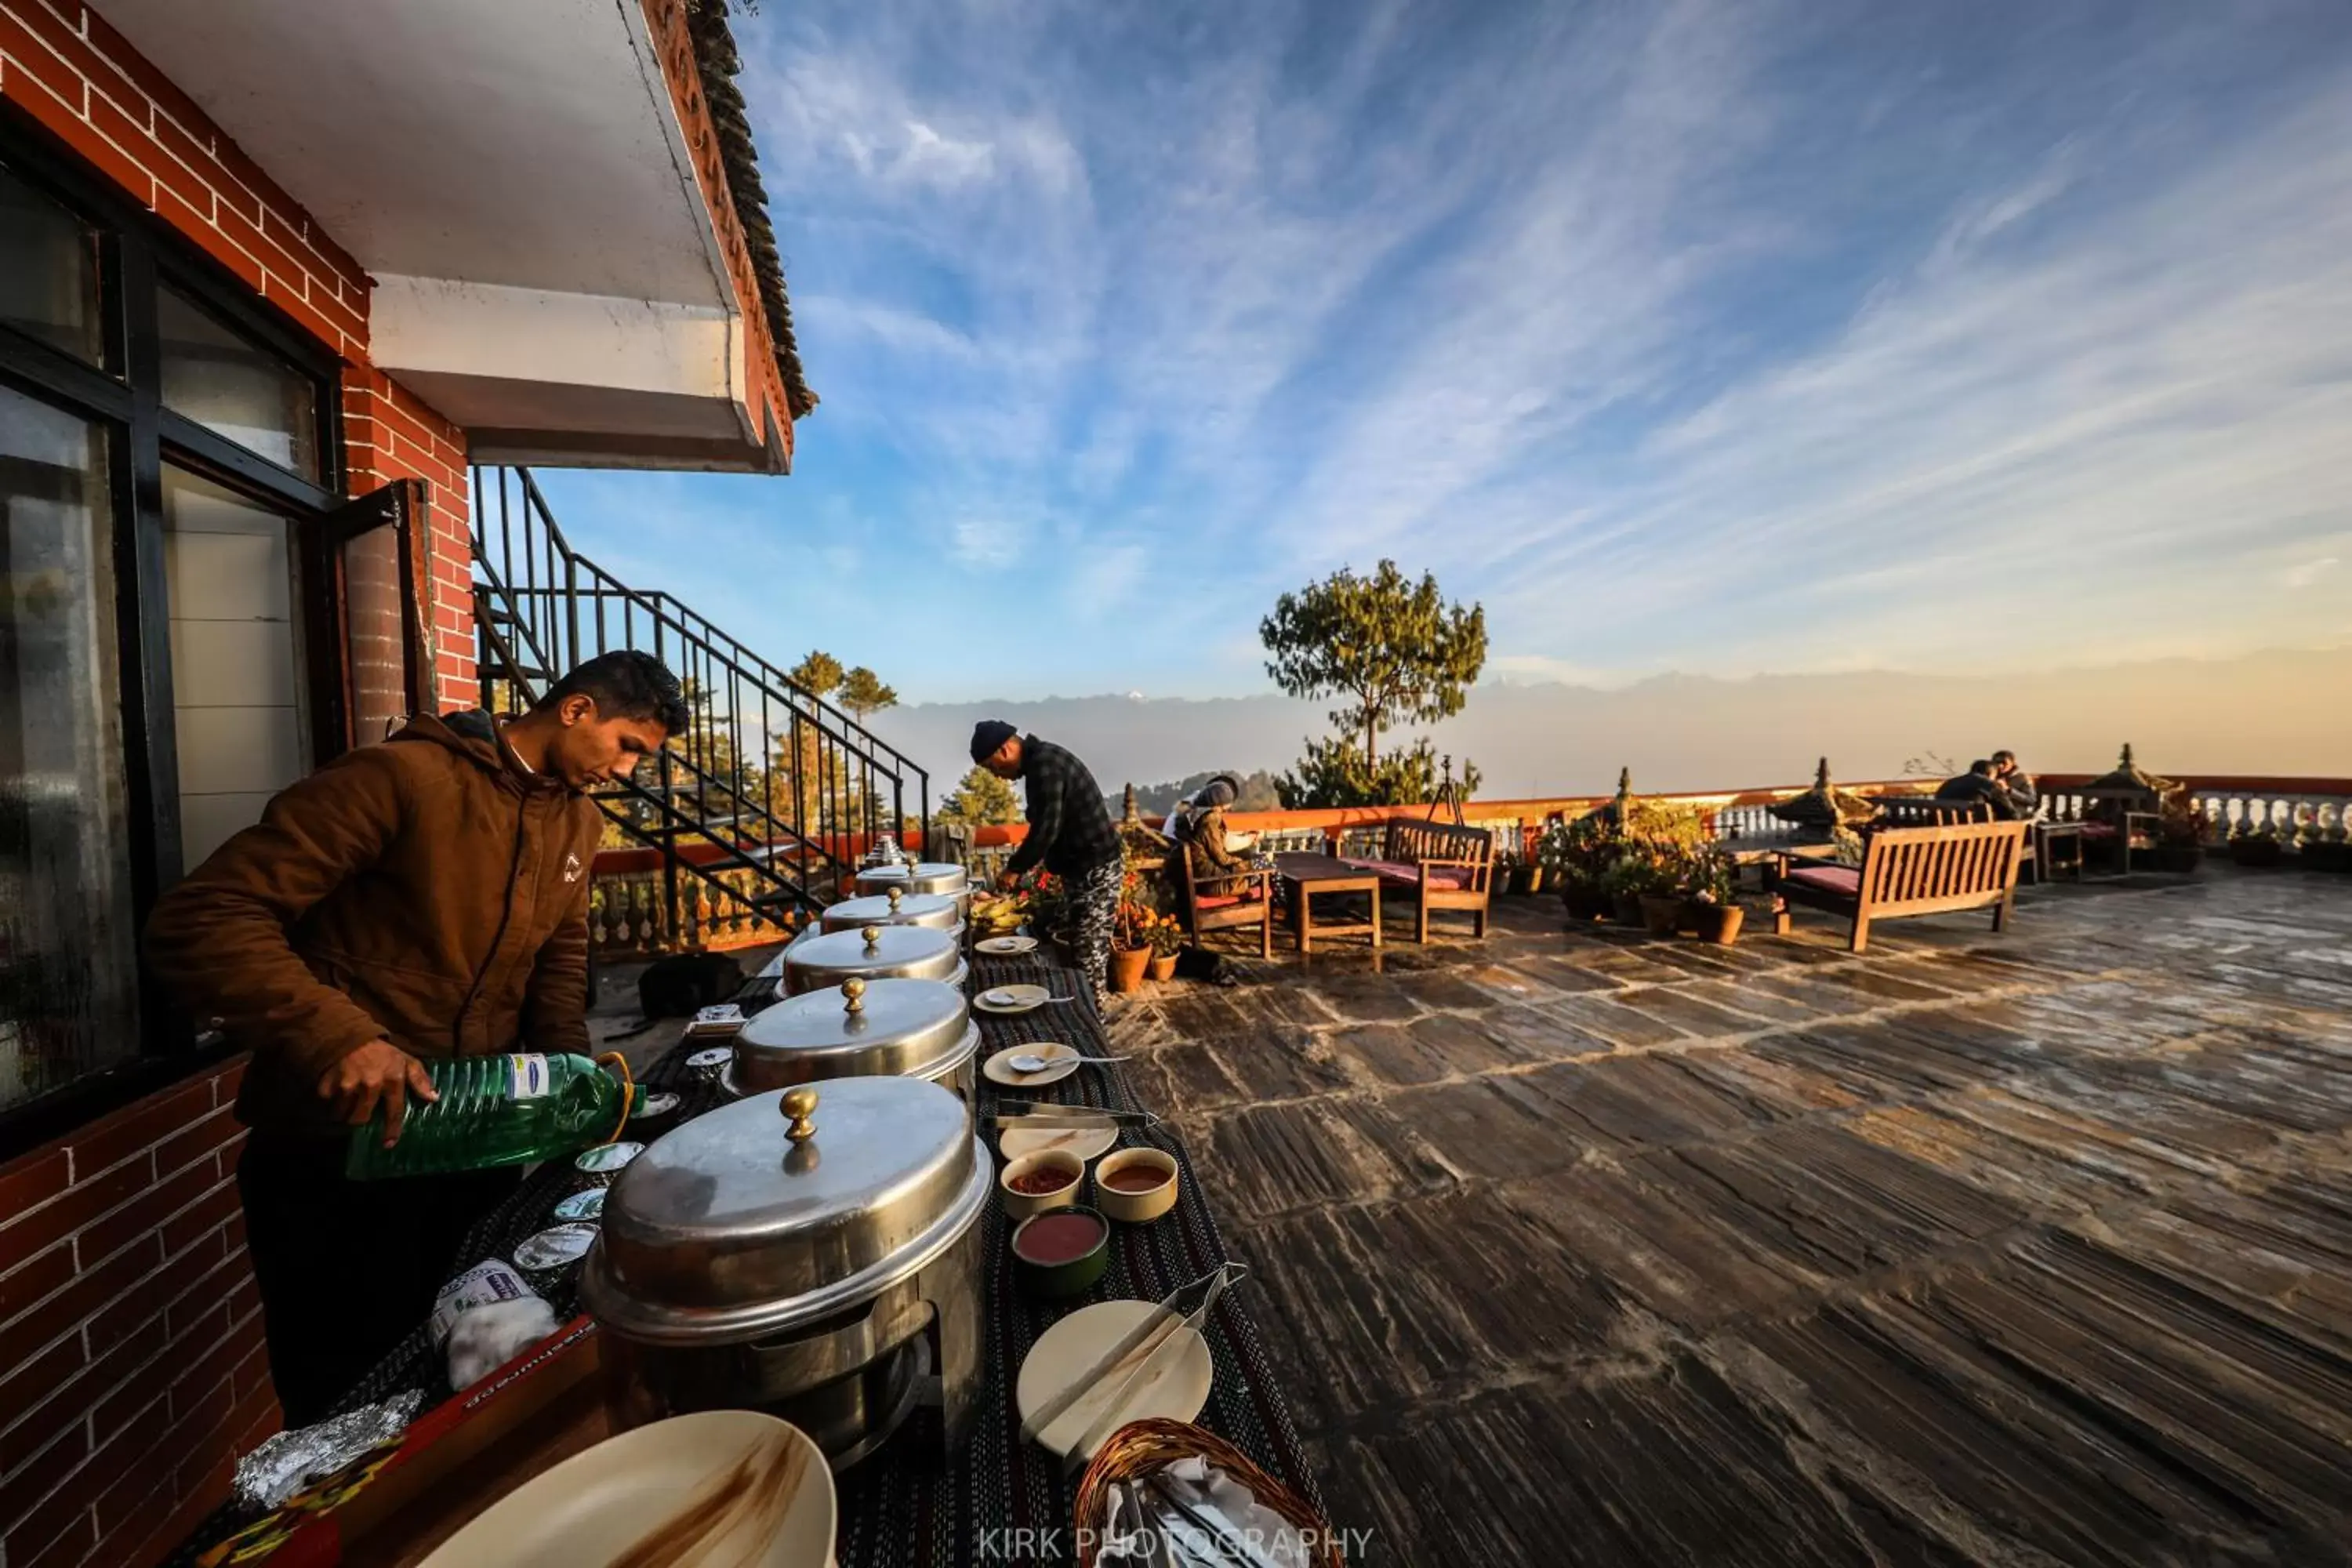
[0,1062,273,1568]
[0,0,479,713]
[1,7,487,1566]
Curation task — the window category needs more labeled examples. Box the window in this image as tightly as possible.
[0,384,142,1112]
[162,466,308,866]
[0,162,104,367]
[159,287,320,479]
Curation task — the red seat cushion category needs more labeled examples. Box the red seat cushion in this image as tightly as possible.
[1784,865,1861,896]
[1341,858,1419,882]
[1194,889,1265,911]
[1420,866,1474,891]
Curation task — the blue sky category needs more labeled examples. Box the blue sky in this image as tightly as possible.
[537,0,2352,705]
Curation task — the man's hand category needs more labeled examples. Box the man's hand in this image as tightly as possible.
[996,869,1022,891]
[319,1041,438,1147]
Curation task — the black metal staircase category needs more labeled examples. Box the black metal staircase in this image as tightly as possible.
[470,466,929,927]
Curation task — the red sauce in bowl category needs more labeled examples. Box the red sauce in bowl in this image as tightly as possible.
[1101,1165,1171,1194]
[1007,1169,1074,1196]
[1014,1210,1105,1265]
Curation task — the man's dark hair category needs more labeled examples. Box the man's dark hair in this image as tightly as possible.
[1969,758,1995,776]
[1991,750,2017,768]
[539,651,690,735]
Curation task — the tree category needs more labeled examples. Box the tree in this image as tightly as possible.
[789,650,843,700]
[837,666,898,724]
[1261,560,1487,775]
[1273,736,1483,810]
[938,764,1022,827]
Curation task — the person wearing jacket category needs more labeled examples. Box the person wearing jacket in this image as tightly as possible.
[972,721,1124,1004]
[1936,759,2022,820]
[144,652,687,1423]
[1174,776,1254,896]
[1992,750,2039,818]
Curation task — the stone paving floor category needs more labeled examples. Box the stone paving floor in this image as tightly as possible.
[1106,868,2352,1566]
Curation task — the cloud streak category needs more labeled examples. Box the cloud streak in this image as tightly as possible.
[535,0,2352,703]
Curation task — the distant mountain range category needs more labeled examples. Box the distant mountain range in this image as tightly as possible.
[860,646,2352,806]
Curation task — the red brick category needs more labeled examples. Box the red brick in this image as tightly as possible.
[70,1077,210,1185]
[0,1419,89,1549]
[165,1309,261,1425]
[217,201,314,307]
[1,1155,147,1274]
[159,1248,247,1344]
[79,5,211,145]
[17,1510,96,1568]
[260,270,352,358]
[0,8,85,110]
[0,1334,86,1471]
[2,1234,158,1434]
[158,1177,239,1261]
[76,1174,187,1274]
[171,200,267,292]
[89,1238,220,1360]
[89,1461,170,1559]
[210,1058,247,1108]
[152,1105,239,1182]
[0,1149,70,1226]
[46,86,154,205]
[0,1240,74,1331]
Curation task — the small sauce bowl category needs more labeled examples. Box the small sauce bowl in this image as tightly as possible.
[1091,1149,1179,1224]
[998,1149,1085,1221]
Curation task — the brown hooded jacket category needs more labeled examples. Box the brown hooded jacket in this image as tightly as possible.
[145,711,604,1135]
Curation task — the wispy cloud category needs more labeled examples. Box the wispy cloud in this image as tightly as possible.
[535,0,2352,704]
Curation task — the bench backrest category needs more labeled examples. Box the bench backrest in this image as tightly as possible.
[1857,820,2028,912]
[1873,795,1989,827]
[1381,818,1494,869]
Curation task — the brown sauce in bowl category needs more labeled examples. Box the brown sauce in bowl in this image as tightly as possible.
[1101,1165,1171,1194]
[1008,1169,1075,1195]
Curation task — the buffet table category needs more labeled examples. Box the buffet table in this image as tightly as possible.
[170,949,1325,1567]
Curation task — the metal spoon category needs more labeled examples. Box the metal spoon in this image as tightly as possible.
[1008,1051,1129,1073]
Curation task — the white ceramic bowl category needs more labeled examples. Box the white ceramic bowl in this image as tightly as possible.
[998,1149,1086,1221]
[1091,1148,1179,1224]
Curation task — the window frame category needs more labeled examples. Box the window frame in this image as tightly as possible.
[1,103,352,1160]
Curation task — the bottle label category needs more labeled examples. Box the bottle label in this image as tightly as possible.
[506,1053,551,1100]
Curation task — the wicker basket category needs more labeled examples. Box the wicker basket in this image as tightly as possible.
[1073,1418,1345,1566]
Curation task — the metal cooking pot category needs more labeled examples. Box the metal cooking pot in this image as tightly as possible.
[821,887,964,942]
[728,977,978,1105]
[854,861,970,919]
[582,1077,987,1468]
[783,924,967,996]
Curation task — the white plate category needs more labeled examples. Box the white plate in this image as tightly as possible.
[553,1189,605,1222]
[982,1042,1080,1087]
[975,983,1053,1015]
[573,1142,644,1174]
[1014,1299,1214,1459]
[975,935,1039,956]
[513,1223,598,1272]
[417,1410,835,1568]
[997,1121,1118,1163]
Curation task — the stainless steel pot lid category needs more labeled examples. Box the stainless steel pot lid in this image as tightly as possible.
[731,978,978,1088]
[854,862,967,898]
[784,924,961,990]
[583,1076,988,1341]
[822,889,961,933]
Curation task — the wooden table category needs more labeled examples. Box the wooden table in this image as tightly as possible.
[1274,851,1383,953]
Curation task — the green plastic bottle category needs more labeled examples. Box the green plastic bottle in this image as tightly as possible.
[345,1053,637,1180]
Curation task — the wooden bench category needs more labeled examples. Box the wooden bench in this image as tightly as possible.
[1871,795,1991,827]
[1341,818,1495,942]
[1174,840,1274,958]
[1769,819,2028,953]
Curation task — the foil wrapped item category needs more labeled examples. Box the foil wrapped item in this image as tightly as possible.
[232,1390,425,1511]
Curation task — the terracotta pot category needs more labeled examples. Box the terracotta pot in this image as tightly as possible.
[1147,952,1178,982]
[1639,894,1681,935]
[1613,891,1646,927]
[1109,946,1152,993]
[1693,902,1744,946]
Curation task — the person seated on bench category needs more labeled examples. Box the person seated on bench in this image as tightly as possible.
[1992,750,2038,818]
[1937,759,2021,820]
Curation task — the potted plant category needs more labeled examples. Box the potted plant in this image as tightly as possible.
[1145,910,1183,981]
[1541,814,1617,921]
[1600,858,1652,927]
[2154,797,2205,873]
[2229,826,2284,868]
[1684,847,1744,946]
[1109,902,1152,992]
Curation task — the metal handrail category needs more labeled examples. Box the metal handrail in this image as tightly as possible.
[469,466,931,920]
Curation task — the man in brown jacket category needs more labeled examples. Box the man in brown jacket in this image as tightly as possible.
[146,651,687,1422]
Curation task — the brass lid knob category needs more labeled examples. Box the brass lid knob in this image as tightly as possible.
[841,977,866,1014]
[781,1087,818,1142]
[861,924,884,948]
[887,886,903,910]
